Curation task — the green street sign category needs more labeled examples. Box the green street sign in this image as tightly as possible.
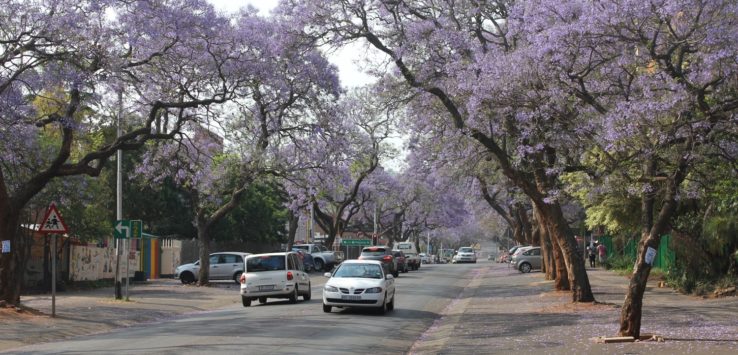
[341,239,371,246]
[114,219,130,239]
[131,220,142,239]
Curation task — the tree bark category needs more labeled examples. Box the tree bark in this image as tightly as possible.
[537,201,592,301]
[619,156,688,338]
[551,232,570,291]
[286,211,299,250]
[535,208,555,281]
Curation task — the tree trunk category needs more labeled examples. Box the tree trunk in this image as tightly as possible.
[196,223,211,286]
[538,215,555,281]
[552,233,570,291]
[286,211,299,250]
[537,201,593,302]
[620,157,686,338]
[0,207,25,306]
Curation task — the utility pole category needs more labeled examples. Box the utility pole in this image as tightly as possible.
[114,90,123,300]
[372,204,377,246]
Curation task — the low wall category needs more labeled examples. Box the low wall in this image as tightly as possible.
[69,244,138,281]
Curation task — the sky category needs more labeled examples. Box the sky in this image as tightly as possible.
[206,0,376,89]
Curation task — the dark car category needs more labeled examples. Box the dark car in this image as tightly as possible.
[392,250,408,273]
[292,249,315,272]
[358,246,399,277]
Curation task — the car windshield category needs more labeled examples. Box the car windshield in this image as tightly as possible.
[459,248,473,253]
[333,264,383,279]
[246,255,286,272]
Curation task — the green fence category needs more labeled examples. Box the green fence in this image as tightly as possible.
[620,235,675,269]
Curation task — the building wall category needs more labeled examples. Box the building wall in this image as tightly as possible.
[69,244,138,281]
[160,238,182,277]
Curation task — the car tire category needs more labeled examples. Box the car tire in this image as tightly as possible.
[180,272,195,284]
[392,270,399,278]
[377,296,387,315]
[314,259,324,272]
[233,272,243,284]
[520,262,532,273]
[323,303,332,313]
[242,296,251,307]
[258,297,267,304]
[289,286,298,303]
[303,283,311,301]
[387,295,395,311]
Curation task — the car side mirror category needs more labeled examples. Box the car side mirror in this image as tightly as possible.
[324,272,332,278]
[386,274,394,280]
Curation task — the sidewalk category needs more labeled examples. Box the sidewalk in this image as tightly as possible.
[0,279,242,352]
[410,264,738,354]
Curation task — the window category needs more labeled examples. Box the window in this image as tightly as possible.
[287,254,296,270]
[209,255,220,265]
[246,255,286,272]
[222,254,238,264]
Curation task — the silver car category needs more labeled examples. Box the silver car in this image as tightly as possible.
[174,252,251,284]
[512,247,542,273]
[452,247,477,263]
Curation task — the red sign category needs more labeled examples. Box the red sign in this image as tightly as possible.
[38,203,69,234]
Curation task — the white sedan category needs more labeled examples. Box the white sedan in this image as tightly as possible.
[322,260,395,314]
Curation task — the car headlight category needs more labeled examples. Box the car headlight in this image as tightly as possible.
[324,285,339,292]
[365,287,383,294]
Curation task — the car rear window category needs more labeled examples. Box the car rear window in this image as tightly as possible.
[246,255,286,272]
[361,247,387,256]
[397,244,412,250]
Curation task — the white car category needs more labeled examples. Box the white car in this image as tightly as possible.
[322,260,395,314]
[452,247,477,263]
[239,252,311,307]
[174,252,251,284]
[419,253,431,264]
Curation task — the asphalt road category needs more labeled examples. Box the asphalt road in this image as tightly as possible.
[9,262,483,354]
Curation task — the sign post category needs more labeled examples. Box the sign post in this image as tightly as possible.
[38,203,69,318]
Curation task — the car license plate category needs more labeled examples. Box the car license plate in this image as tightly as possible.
[341,295,361,301]
[258,285,274,291]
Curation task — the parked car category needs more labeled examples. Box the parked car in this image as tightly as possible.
[292,248,315,272]
[239,252,311,307]
[292,243,344,271]
[452,247,477,263]
[174,252,251,284]
[419,253,431,264]
[358,246,399,277]
[322,260,396,314]
[512,247,542,273]
[392,250,408,273]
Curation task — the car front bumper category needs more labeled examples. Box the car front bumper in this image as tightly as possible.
[322,291,383,307]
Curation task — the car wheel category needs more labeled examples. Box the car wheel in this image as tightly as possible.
[258,297,267,304]
[233,272,243,284]
[180,272,195,284]
[520,262,532,273]
[303,283,311,301]
[377,295,387,315]
[314,259,324,272]
[289,286,298,303]
[323,303,332,313]
[392,270,399,278]
[242,296,251,307]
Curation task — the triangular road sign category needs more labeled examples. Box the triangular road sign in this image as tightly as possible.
[38,203,69,234]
